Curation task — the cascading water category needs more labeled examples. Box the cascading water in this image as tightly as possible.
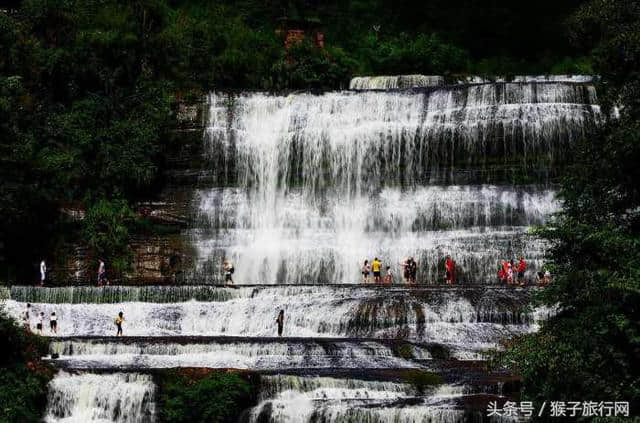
[249,375,516,423]
[190,82,597,284]
[349,75,445,90]
[4,286,544,346]
[43,372,156,423]
[48,338,432,369]
[350,74,596,90]
[6,77,598,423]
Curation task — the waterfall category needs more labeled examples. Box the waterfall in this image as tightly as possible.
[350,75,444,90]
[4,287,543,344]
[350,74,596,90]
[10,76,598,423]
[249,375,516,423]
[43,372,155,423]
[192,82,597,285]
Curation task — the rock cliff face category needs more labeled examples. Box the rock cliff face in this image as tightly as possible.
[54,102,206,285]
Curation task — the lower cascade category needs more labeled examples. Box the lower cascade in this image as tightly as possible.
[249,375,515,423]
[43,372,156,423]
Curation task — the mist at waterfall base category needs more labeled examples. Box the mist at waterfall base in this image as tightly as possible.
[187,82,598,285]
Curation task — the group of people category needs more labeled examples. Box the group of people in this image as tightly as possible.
[37,258,109,286]
[22,303,58,335]
[402,257,418,284]
[21,303,126,337]
[22,306,283,338]
[361,258,393,284]
[537,269,552,286]
[361,256,455,285]
[497,257,551,286]
[34,255,551,289]
[498,258,527,286]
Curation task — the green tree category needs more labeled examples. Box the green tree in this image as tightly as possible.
[497,0,640,413]
[158,371,258,423]
[0,309,53,423]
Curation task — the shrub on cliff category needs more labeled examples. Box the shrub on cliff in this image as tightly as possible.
[157,370,259,423]
[270,40,358,90]
[0,309,54,423]
[82,198,137,278]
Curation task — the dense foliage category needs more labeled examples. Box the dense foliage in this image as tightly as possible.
[156,370,259,423]
[497,0,640,414]
[0,310,53,423]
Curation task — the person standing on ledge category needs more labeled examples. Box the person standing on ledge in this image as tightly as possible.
[115,311,124,336]
[276,310,284,337]
[22,303,31,331]
[385,265,393,284]
[444,256,454,285]
[36,311,44,335]
[97,259,107,286]
[451,259,457,284]
[372,257,382,283]
[50,311,58,334]
[361,260,371,283]
[39,259,46,286]
[401,258,410,284]
[223,260,235,287]
[517,256,527,286]
[409,257,417,284]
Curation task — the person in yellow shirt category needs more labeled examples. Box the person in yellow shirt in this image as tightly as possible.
[115,311,124,336]
[372,257,382,283]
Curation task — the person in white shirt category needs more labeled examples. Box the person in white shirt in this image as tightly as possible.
[50,312,58,334]
[40,260,46,285]
[98,259,107,285]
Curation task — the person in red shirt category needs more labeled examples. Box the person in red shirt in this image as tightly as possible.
[444,256,454,285]
[497,262,506,283]
[501,260,509,284]
[517,257,527,286]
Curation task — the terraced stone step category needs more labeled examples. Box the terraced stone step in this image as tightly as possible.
[46,336,493,370]
[5,284,536,303]
[41,335,521,372]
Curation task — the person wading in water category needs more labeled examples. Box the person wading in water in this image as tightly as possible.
[444,256,453,284]
[50,312,58,334]
[22,303,31,331]
[361,260,371,283]
[276,310,284,337]
[372,257,382,284]
[115,311,124,336]
[408,257,417,284]
[223,260,235,287]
